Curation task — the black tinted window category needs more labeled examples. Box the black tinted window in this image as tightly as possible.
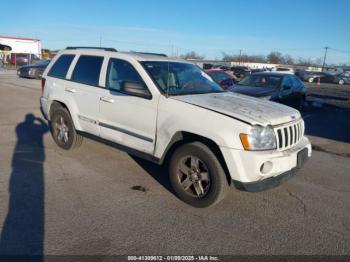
[48,55,74,78]
[72,55,104,86]
[106,59,143,91]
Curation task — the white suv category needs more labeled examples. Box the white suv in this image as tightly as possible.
[40,47,311,207]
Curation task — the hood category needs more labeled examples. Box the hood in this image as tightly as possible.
[231,85,278,98]
[19,64,46,69]
[171,92,300,126]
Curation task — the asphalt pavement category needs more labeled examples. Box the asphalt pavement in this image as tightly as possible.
[0,71,349,257]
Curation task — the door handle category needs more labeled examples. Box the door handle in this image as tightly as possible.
[65,87,76,93]
[100,97,115,103]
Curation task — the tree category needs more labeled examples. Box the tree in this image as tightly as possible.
[222,52,238,62]
[267,52,284,64]
[180,51,204,60]
[221,52,267,63]
[283,54,294,65]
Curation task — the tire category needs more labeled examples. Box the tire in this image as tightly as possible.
[50,108,83,150]
[339,79,344,85]
[169,142,228,208]
[308,77,314,83]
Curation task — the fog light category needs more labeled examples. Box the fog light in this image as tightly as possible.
[260,161,273,174]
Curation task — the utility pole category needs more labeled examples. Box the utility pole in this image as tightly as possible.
[322,46,329,71]
[99,36,102,47]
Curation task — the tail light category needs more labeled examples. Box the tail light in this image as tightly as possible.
[41,78,46,95]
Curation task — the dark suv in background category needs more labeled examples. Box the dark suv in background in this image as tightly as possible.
[231,72,307,111]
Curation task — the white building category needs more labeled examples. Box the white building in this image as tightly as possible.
[0,35,41,57]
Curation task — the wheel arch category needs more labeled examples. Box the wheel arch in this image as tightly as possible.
[160,131,232,185]
[48,100,82,130]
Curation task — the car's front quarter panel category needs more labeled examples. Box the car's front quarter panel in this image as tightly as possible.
[154,95,249,159]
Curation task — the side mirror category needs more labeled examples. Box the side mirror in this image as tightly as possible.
[120,81,152,99]
[282,85,291,90]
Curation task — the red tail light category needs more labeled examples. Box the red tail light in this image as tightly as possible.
[41,78,46,95]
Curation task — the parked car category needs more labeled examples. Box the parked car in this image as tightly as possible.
[273,67,295,74]
[40,47,311,207]
[296,70,334,83]
[17,60,51,79]
[315,72,336,83]
[10,53,40,66]
[205,69,237,89]
[251,68,268,74]
[333,72,350,85]
[231,72,307,111]
[231,66,251,78]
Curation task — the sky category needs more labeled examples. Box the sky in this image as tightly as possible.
[2,0,350,64]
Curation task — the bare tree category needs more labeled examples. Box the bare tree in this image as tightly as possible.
[283,54,294,65]
[222,52,267,63]
[180,51,205,60]
[267,52,284,64]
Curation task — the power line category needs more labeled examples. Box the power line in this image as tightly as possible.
[329,48,350,54]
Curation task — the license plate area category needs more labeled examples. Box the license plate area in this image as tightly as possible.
[297,148,308,168]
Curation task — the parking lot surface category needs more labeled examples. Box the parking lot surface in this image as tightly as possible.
[0,71,349,255]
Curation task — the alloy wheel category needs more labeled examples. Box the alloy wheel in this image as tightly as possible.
[55,116,69,144]
[177,155,211,198]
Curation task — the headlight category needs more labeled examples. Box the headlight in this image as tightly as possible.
[28,68,36,75]
[240,125,276,151]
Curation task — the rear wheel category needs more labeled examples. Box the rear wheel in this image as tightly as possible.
[50,108,82,150]
[169,142,228,208]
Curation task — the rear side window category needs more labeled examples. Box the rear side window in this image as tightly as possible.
[72,55,104,86]
[48,54,75,78]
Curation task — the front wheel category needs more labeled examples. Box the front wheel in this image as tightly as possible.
[169,142,228,208]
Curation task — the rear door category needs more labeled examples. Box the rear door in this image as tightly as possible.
[99,58,158,154]
[66,55,107,136]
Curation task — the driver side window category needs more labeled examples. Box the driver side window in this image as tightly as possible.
[106,59,144,91]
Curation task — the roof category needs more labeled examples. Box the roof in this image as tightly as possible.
[0,35,40,42]
[59,47,191,63]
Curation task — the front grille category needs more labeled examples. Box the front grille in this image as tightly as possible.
[274,119,304,150]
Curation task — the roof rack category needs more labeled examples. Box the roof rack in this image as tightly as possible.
[66,46,117,52]
[131,51,167,57]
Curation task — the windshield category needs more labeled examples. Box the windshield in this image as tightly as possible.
[209,71,230,84]
[141,61,224,96]
[237,74,282,89]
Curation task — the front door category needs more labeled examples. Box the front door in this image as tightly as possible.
[99,58,158,154]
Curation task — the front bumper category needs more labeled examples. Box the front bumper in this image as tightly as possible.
[220,137,311,191]
[17,69,37,78]
[232,166,302,192]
